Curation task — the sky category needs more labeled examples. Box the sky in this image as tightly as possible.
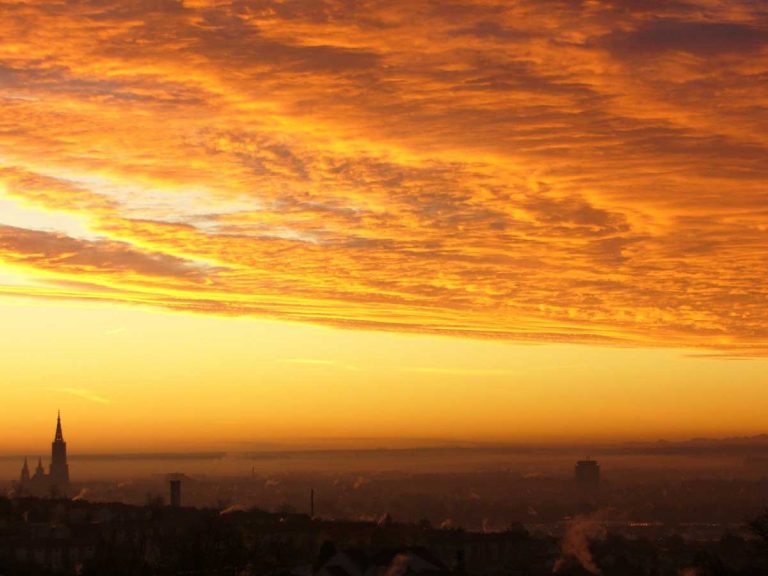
[0,0,767,452]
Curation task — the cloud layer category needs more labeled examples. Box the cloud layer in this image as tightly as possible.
[0,0,767,353]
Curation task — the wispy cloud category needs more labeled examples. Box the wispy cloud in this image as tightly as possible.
[278,358,359,371]
[45,387,111,405]
[399,367,521,377]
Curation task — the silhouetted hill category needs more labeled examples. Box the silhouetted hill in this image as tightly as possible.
[620,434,768,455]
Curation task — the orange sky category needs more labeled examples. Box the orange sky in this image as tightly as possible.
[1,0,767,450]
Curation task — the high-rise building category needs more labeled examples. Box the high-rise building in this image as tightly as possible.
[170,479,182,508]
[574,458,600,491]
[17,412,70,497]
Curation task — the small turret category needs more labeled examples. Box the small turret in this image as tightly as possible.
[20,457,30,484]
[34,457,45,479]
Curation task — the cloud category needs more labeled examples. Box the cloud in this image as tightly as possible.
[0,0,765,353]
[279,358,359,371]
[0,224,217,283]
[45,387,111,405]
[600,20,768,57]
[399,367,521,377]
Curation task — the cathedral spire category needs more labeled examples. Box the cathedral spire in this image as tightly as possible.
[50,411,70,489]
[55,410,64,442]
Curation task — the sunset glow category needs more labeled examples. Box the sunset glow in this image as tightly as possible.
[1,0,767,449]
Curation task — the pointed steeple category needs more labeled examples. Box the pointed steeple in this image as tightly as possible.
[20,457,30,484]
[50,411,70,489]
[54,410,64,442]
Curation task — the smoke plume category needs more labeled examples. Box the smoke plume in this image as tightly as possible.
[553,514,606,574]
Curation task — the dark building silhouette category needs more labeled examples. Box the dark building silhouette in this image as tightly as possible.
[19,457,30,485]
[17,412,70,497]
[50,411,70,487]
[170,479,182,508]
[575,458,600,491]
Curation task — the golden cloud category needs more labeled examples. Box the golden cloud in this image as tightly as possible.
[0,0,766,353]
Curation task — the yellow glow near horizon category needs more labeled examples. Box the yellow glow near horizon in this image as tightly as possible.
[2,298,768,453]
[1,1,767,449]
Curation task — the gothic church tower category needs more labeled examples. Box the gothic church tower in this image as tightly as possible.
[49,411,70,489]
